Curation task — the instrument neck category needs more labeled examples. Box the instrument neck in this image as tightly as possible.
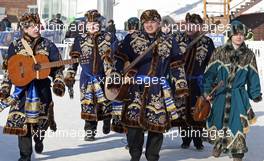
[208,81,224,97]
[123,39,159,74]
[41,58,79,69]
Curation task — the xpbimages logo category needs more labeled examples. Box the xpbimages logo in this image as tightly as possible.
[105,73,167,87]
[164,127,232,141]
[32,129,98,140]
[161,22,232,34]
[83,74,168,87]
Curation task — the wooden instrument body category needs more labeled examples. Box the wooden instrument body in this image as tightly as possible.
[104,69,137,101]
[193,81,223,121]
[104,39,160,102]
[193,96,211,121]
[8,54,51,86]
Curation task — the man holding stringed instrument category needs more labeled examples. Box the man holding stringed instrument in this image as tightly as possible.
[0,13,65,161]
[116,9,188,161]
[172,13,215,151]
[64,10,118,141]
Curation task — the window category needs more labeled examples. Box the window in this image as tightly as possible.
[28,5,38,13]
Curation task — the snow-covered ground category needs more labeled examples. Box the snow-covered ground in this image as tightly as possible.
[0,80,263,161]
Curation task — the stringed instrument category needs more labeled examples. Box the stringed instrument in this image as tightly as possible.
[193,81,224,121]
[104,39,160,102]
[7,54,88,86]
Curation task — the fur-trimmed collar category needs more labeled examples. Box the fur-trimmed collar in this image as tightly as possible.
[222,39,252,64]
[142,30,162,41]
[223,39,248,53]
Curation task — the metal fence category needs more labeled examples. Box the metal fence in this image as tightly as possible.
[246,41,264,87]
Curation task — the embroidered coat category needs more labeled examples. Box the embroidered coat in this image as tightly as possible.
[203,40,262,154]
[172,31,215,127]
[119,31,188,133]
[68,31,118,121]
[0,37,63,136]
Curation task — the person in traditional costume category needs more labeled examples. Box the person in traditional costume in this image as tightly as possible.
[172,13,215,150]
[0,12,65,161]
[119,9,188,161]
[63,10,118,141]
[203,20,262,161]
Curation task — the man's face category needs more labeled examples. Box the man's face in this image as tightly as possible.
[86,22,100,34]
[143,20,160,35]
[231,32,245,46]
[23,23,40,38]
[186,23,201,36]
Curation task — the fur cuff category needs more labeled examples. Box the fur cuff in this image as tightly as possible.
[176,88,189,97]
[0,83,11,99]
[253,95,262,102]
[81,113,97,121]
[70,51,81,58]
[3,126,28,136]
[111,124,126,133]
[53,80,65,97]
[170,60,184,68]
[64,70,76,87]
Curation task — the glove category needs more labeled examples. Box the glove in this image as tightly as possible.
[0,86,11,99]
[0,96,17,113]
[64,70,76,87]
[253,95,262,102]
[53,79,65,97]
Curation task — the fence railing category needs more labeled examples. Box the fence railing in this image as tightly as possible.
[246,41,264,88]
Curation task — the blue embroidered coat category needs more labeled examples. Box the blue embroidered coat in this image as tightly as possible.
[0,37,63,136]
[68,31,118,121]
[119,31,188,133]
[172,32,215,127]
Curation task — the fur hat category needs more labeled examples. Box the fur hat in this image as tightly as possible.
[185,13,203,24]
[140,9,161,24]
[127,17,140,30]
[84,10,101,22]
[19,12,41,28]
[228,20,248,38]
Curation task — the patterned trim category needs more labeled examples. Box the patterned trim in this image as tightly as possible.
[248,64,258,74]
[130,33,148,55]
[157,34,172,59]
[205,60,224,73]
[205,125,248,155]
[226,131,248,154]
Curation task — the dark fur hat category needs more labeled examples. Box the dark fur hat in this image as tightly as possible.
[19,12,41,28]
[127,17,140,30]
[84,10,101,22]
[140,9,161,24]
[228,20,248,38]
[185,13,203,24]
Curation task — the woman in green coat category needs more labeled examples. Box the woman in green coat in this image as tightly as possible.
[203,20,262,161]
